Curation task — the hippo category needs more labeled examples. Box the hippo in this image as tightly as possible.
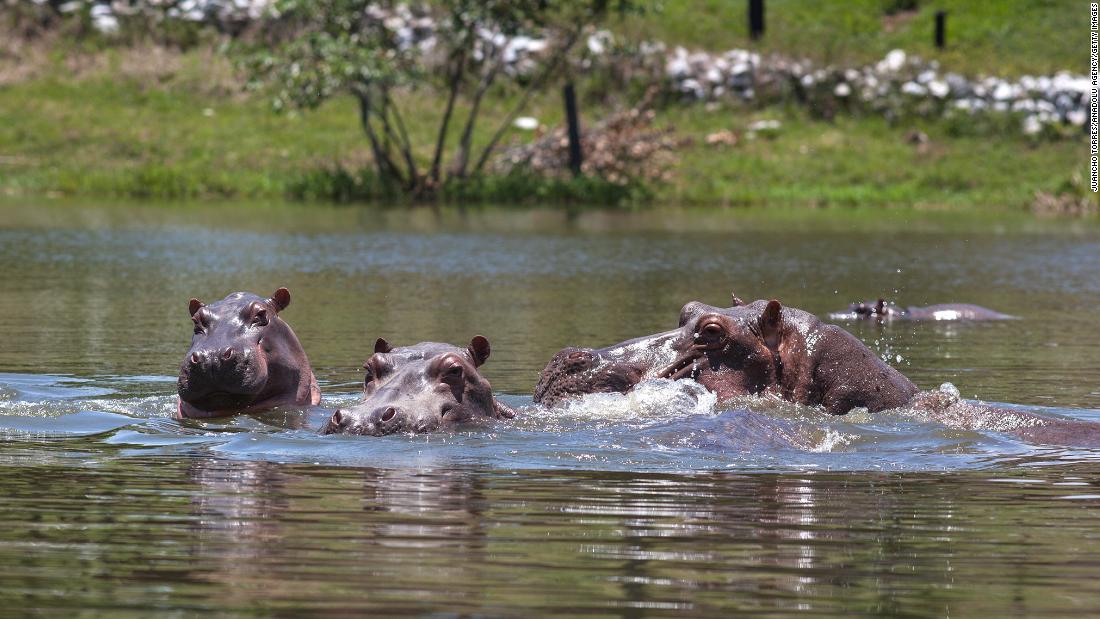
[533,332,679,405]
[538,294,922,413]
[177,288,320,419]
[537,294,1100,447]
[829,298,1014,321]
[533,293,747,406]
[670,298,920,414]
[322,336,515,436]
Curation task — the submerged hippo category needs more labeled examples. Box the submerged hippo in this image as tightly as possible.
[322,336,515,436]
[177,288,320,419]
[829,298,1014,321]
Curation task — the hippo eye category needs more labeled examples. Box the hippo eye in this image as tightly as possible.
[192,318,205,335]
[251,309,269,327]
[441,362,464,384]
[364,355,392,384]
[695,317,726,343]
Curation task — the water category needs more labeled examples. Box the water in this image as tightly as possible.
[1,200,1099,615]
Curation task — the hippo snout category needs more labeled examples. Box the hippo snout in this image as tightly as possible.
[323,406,408,436]
[178,345,263,406]
[322,404,445,436]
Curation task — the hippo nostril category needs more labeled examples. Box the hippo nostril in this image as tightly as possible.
[221,348,235,361]
[190,352,201,365]
[380,407,396,423]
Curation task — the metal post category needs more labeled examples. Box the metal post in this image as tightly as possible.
[749,0,765,41]
[563,82,583,177]
[934,10,946,49]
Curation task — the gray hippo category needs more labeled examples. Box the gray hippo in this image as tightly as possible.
[829,298,1014,321]
[535,295,1100,447]
[322,336,515,436]
[178,288,320,419]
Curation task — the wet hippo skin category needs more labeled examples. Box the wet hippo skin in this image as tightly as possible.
[322,336,514,436]
[177,287,320,419]
[671,299,920,414]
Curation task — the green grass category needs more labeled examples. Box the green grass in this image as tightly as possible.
[618,0,1079,77]
[657,102,1086,209]
[0,64,1086,210]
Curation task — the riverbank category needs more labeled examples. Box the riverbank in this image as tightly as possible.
[0,63,1088,212]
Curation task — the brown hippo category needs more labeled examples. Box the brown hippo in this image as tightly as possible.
[322,336,515,436]
[537,295,1100,447]
[829,298,1014,321]
[533,332,680,405]
[177,288,320,419]
[537,297,918,414]
[670,299,920,414]
[533,293,748,406]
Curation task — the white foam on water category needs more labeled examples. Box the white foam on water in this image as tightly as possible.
[809,428,851,453]
[549,378,718,426]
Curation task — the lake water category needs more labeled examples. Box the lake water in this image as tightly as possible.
[1,200,1099,615]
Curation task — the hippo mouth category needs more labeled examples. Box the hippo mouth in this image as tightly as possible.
[182,390,257,412]
[656,342,724,381]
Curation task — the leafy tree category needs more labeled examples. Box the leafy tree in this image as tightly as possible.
[243,0,640,197]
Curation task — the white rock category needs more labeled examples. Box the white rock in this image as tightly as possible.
[901,82,926,96]
[513,117,539,131]
[880,49,907,72]
[748,119,781,131]
[1022,115,1042,135]
[992,82,1015,101]
[834,83,851,97]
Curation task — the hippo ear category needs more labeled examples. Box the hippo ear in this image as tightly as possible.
[188,298,204,316]
[267,287,291,312]
[468,335,491,367]
[731,292,745,307]
[759,299,783,350]
[875,298,885,315]
[374,337,393,354]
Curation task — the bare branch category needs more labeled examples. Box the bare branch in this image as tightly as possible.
[356,88,405,186]
[381,88,420,186]
[430,49,466,185]
[450,35,507,179]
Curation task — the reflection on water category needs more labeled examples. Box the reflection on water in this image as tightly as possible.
[1,200,1100,614]
[1,459,1099,615]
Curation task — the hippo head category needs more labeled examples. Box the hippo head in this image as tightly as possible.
[322,336,512,436]
[178,287,314,416]
[532,344,655,405]
[848,298,887,318]
[534,293,750,406]
[656,300,782,400]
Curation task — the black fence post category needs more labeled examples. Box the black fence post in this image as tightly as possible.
[748,0,765,41]
[934,10,946,49]
[563,82,583,177]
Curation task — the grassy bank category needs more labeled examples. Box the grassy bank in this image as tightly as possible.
[0,63,1086,210]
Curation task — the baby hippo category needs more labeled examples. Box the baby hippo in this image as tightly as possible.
[322,336,515,436]
[830,298,1014,321]
[178,287,320,419]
